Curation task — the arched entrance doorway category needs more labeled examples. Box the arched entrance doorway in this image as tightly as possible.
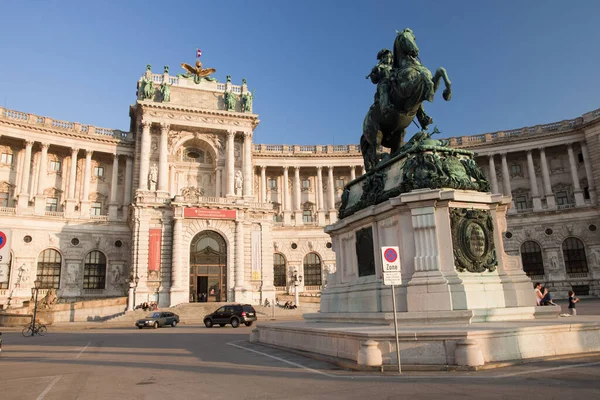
[189,230,227,302]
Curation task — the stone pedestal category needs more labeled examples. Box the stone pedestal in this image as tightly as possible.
[17,193,31,212]
[108,203,119,221]
[34,196,46,215]
[64,199,78,218]
[79,200,91,217]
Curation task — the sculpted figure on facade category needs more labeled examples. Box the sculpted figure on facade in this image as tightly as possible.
[140,67,156,100]
[160,82,171,102]
[235,170,243,196]
[224,90,237,111]
[149,164,158,191]
[241,90,254,113]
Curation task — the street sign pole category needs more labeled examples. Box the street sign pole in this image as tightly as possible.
[390,284,401,374]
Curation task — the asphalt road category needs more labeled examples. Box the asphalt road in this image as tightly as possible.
[0,300,599,399]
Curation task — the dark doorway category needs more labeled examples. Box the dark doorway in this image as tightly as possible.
[189,230,227,303]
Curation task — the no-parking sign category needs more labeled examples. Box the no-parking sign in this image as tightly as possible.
[0,229,10,283]
[381,246,402,285]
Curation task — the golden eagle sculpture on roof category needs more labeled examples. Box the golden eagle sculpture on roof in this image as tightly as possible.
[178,60,217,84]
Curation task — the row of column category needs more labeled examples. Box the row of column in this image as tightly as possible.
[257,165,364,211]
[138,123,254,198]
[15,139,132,213]
[487,142,596,210]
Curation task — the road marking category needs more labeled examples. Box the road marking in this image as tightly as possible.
[76,341,91,359]
[36,375,61,400]
[228,341,600,380]
[227,342,337,377]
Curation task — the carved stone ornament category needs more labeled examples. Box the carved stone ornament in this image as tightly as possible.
[450,208,497,273]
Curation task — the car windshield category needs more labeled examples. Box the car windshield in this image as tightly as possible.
[147,313,161,318]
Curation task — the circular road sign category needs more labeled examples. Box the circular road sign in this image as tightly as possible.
[384,248,398,263]
[0,231,6,249]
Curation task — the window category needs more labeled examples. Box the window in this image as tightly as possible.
[0,254,9,289]
[0,153,13,165]
[556,191,569,206]
[511,164,522,176]
[83,251,106,289]
[268,178,277,189]
[45,197,58,212]
[584,187,590,200]
[49,160,61,172]
[335,178,345,189]
[94,166,104,178]
[0,192,8,207]
[578,152,584,163]
[303,253,322,286]
[37,249,61,289]
[562,237,588,274]
[515,196,528,211]
[520,241,545,277]
[302,210,313,223]
[91,202,102,216]
[302,178,310,189]
[273,253,286,287]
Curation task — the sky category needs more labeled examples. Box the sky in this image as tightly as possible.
[1,0,599,145]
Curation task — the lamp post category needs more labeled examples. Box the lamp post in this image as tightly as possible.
[156,285,162,308]
[30,278,41,335]
[127,275,136,311]
[134,275,140,308]
[292,269,303,307]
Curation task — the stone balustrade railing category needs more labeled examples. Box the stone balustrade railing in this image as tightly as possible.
[0,107,134,142]
[148,73,243,93]
[253,144,361,155]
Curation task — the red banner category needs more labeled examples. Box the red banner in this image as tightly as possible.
[184,208,237,219]
[148,229,162,271]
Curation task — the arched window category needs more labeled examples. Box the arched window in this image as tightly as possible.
[273,253,287,287]
[37,249,62,289]
[303,253,322,286]
[84,251,107,289]
[562,237,588,274]
[520,241,545,277]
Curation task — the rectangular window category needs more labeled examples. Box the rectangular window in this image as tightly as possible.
[556,191,569,205]
[268,178,277,189]
[335,178,345,189]
[0,192,8,207]
[45,197,58,212]
[49,160,62,172]
[302,210,313,223]
[302,178,310,189]
[0,153,13,165]
[511,164,521,176]
[94,166,104,178]
[515,196,528,210]
[91,202,102,215]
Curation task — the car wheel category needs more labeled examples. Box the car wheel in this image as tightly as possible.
[244,322,253,327]
[204,319,213,328]
[153,322,159,329]
[219,323,226,327]
[231,318,240,328]
[171,320,177,327]
[138,326,143,329]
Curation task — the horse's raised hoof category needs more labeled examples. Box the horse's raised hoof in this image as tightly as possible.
[443,89,452,101]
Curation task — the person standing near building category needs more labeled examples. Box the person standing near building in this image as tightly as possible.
[568,291,580,316]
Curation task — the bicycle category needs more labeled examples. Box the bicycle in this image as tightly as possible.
[22,321,47,337]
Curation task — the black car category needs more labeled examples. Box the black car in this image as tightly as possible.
[203,304,257,328]
[135,312,180,329]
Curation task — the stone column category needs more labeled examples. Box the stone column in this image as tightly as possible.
[260,166,267,203]
[169,165,176,197]
[215,167,221,197]
[328,166,335,210]
[226,131,235,197]
[124,156,133,206]
[282,166,291,224]
[158,123,169,192]
[500,153,516,213]
[80,150,93,217]
[169,215,186,305]
[487,155,499,194]
[243,132,253,197]
[65,147,79,216]
[294,166,302,223]
[539,148,556,209]
[33,143,49,214]
[526,150,542,211]
[316,166,326,225]
[17,140,34,210]
[108,153,120,220]
[234,220,246,298]
[350,166,356,181]
[567,144,585,206]
[138,122,151,191]
[581,141,597,204]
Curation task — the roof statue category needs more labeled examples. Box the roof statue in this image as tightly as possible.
[178,60,217,84]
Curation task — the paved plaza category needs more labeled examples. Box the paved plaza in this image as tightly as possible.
[0,299,599,399]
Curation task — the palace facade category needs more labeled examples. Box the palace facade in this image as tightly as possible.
[0,64,599,309]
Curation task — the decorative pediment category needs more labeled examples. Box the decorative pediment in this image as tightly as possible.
[302,201,315,212]
[43,187,62,197]
[181,186,205,202]
[89,191,107,202]
[0,181,12,192]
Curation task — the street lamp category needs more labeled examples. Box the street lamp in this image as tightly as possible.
[156,285,162,309]
[30,278,41,336]
[292,270,303,307]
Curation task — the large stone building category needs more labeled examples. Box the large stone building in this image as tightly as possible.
[0,62,599,309]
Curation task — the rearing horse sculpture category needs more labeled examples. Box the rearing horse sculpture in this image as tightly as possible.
[361,28,452,171]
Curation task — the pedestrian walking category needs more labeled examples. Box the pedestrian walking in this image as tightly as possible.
[568,290,580,316]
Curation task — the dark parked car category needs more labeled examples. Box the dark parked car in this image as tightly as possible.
[136,312,179,329]
[203,304,257,328]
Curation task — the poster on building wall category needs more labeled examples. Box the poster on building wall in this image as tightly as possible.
[251,231,262,281]
[0,229,11,283]
[148,229,162,273]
